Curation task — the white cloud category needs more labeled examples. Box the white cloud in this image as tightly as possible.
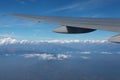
[22,53,71,60]
[101,52,112,54]
[82,40,107,43]
[0,37,17,45]
[38,40,107,44]
[39,40,81,43]
[57,54,71,60]
[80,52,91,54]
[80,51,114,55]
[22,54,55,60]
[80,56,90,60]
[0,37,108,45]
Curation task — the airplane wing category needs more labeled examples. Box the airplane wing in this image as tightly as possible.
[9,14,120,43]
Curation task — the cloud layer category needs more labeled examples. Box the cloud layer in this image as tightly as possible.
[0,37,108,45]
[0,37,119,61]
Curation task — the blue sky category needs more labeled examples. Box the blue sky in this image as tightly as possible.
[0,0,120,40]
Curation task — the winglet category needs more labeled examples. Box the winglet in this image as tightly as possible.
[108,34,120,43]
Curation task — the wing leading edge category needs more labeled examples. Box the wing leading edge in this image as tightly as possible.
[9,14,120,43]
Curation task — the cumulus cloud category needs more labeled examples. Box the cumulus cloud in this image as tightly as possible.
[0,37,17,45]
[39,40,108,43]
[0,38,32,45]
[22,53,71,60]
[22,54,55,60]
[80,51,114,55]
[82,40,107,43]
[57,54,71,60]
[0,37,108,45]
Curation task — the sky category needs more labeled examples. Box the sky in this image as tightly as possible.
[0,0,120,40]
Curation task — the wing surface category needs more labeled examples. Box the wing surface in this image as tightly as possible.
[9,14,120,43]
[9,14,120,32]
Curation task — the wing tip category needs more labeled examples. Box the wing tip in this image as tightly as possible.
[108,34,120,43]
